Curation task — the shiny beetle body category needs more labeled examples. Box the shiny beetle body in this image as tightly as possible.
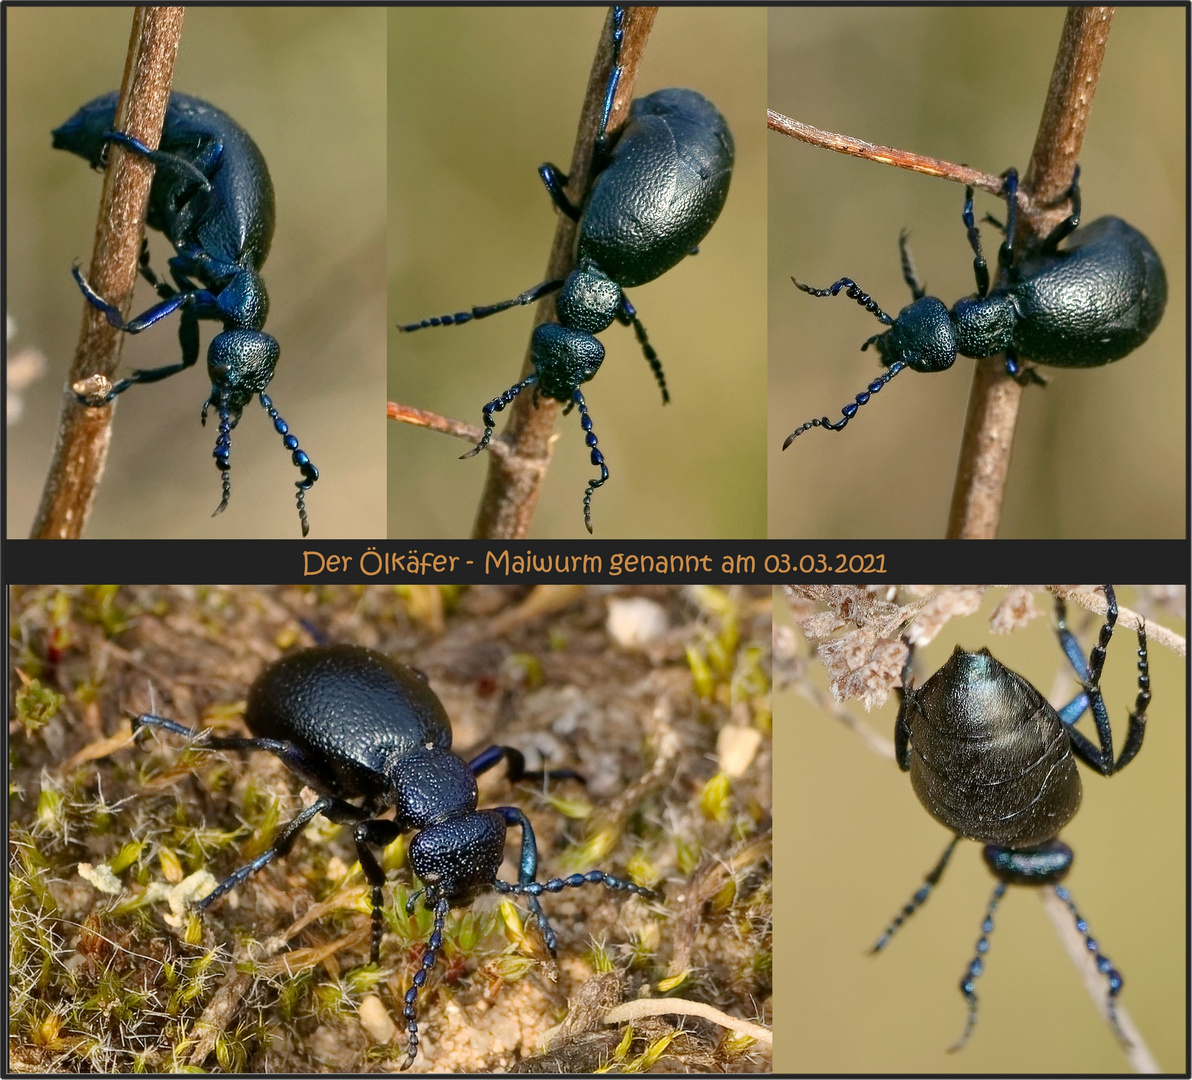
[784,168,1167,447]
[131,643,653,1068]
[53,91,318,535]
[399,7,734,531]
[874,587,1151,1050]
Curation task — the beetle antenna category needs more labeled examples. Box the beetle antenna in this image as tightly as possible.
[493,868,655,904]
[398,279,565,332]
[871,835,960,953]
[203,395,235,518]
[260,393,318,538]
[948,880,1007,1052]
[573,390,608,534]
[464,376,538,459]
[401,894,449,1071]
[1053,885,1128,1047]
[793,276,895,325]
[782,362,908,448]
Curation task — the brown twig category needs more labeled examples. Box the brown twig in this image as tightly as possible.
[29,7,185,539]
[385,400,504,460]
[766,111,1005,196]
[469,6,658,539]
[947,7,1113,539]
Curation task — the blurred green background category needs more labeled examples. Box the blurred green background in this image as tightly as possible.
[388,9,767,538]
[7,8,387,539]
[769,9,1185,538]
[774,586,1186,1072]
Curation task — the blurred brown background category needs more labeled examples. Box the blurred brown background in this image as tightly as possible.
[774,586,1186,1072]
[388,8,768,539]
[769,9,1185,538]
[7,8,387,539]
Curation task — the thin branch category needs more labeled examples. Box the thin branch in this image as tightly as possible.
[767,111,1005,195]
[29,7,185,539]
[386,400,509,461]
[947,7,1114,539]
[601,998,772,1048]
[470,6,658,539]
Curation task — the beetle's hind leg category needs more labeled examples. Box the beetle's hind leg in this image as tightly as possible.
[1055,585,1150,775]
[617,292,669,403]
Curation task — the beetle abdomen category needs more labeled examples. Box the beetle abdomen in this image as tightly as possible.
[1011,216,1167,367]
[580,87,733,288]
[906,647,1082,847]
[245,644,452,796]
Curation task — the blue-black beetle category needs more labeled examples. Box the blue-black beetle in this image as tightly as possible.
[131,643,655,1069]
[53,91,319,536]
[398,7,734,532]
[784,168,1167,446]
[874,586,1150,1050]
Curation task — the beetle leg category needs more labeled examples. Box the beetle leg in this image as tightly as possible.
[537,163,582,221]
[948,880,1006,1052]
[196,794,337,909]
[617,292,669,404]
[1053,885,1128,1046]
[398,278,564,332]
[102,129,212,192]
[467,745,584,787]
[1040,166,1082,255]
[350,818,406,965]
[1056,586,1150,774]
[871,834,960,953]
[781,361,908,448]
[492,805,559,955]
[995,167,1020,271]
[961,186,991,298]
[71,263,216,335]
[897,230,927,300]
[1002,351,1046,386]
[573,390,608,534]
[462,375,537,459]
[595,5,627,149]
[893,641,915,771]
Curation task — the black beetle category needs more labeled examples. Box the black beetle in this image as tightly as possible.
[131,643,654,1068]
[783,167,1167,447]
[53,91,319,536]
[871,586,1150,1049]
[398,6,734,532]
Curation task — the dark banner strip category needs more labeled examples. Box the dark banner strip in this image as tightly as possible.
[6,539,1188,585]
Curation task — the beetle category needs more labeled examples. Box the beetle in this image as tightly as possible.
[53,91,319,536]
[130,643,655,1068]
[397,6,734,532]
[783,167,1167,447]
[871,585,1150,1049]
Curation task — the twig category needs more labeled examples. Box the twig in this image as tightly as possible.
[1052,585,1186,658]
[29,7,185,539]
[766,111,1005,196]
[386,400,506,460]
[947,7,1114,538]
[601,998,772,1047]
[470,6,658,539]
